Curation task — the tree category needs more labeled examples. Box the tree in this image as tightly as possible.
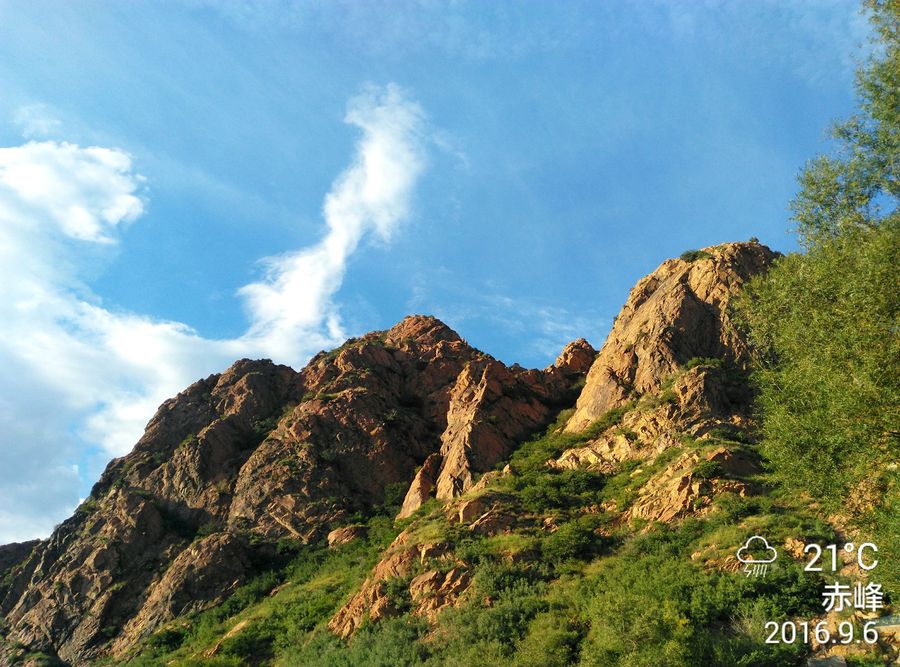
[738,0,899,588]
[791,0,899,246]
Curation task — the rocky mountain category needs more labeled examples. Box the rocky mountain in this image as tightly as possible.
[0,314,589,665]
[2,241,891,666]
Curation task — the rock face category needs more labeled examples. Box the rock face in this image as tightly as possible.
[552,338,597,376]
[327,529,468,638]
[626,447,758,523]
[397,453,442,520]
[566,242,775,432]
[435,360,561,500]
[0,315,590,665]
[408,568,471,622]
[111,532,253,654]
[554,363,750,471]
[545,243,777,529]
[0,542,38,579]
[327,531,421,639]
[411,341,596,513]
[327,525,367,548]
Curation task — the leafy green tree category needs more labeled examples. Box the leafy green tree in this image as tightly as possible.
[791,0,898,246]
[738,0,898,587]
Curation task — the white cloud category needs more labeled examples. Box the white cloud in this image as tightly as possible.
[0,85,427,543]
[0,140,144,247]
[12,103,63,139]
[238,84,426,362]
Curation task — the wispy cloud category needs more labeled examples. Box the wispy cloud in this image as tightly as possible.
[0,84,427,543]
[185,0,571,62]
[189,0,869,83]
[638,0,871,86]
[409,275,608,367]
[238,84,426,361]
[12,103,63,139]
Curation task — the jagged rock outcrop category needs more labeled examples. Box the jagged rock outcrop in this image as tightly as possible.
[551,338,597,376]
[408,567,471,622]
[399,340,596,516]
[328,530,422,639]
[327,527,468,638]
[327,525,367,548]
[0,315,589,665]
[435,360,556,500]
[112,532,252,653]
[1,359,297,665]
[626,447,759,523]
[397,453,442,519]
[554,363,749,471]
[392,357,594,519]
[566,242,775,432]
[550,243,775,524]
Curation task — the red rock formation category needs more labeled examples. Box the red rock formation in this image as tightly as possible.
[409,568,471,622]
[566,242,775,432]
[397,453,442,520]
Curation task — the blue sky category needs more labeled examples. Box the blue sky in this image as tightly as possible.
[0,0,871,542]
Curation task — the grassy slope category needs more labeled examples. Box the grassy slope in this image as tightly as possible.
[115,376,892,667]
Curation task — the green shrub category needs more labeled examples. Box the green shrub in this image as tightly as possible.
[381,576,412,614]
[513,468,605,512]
[734,0,899,592]
[582,403,635,439]
[218,620,274,662]
[705,425,751,444]
[614,427,639,443]
[638,388,677,409]
[514,612,583,667]
[473,561,541,600]
[679,249,714,262]
[196,522,218,538]
[577,527,818,667]
[683,357,723,371]
[542,516,604,563]
[74,499,99,516]
[176,434,197,451]
[381,481,408,514]
[692,460,722,480]
[145,626,185,654]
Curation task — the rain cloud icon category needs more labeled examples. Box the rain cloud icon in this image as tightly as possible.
[737,536,778,564]
[737,536,777,577]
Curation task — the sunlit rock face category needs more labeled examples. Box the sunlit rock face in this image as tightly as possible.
[565,242,776,433]
[0,315,590,664]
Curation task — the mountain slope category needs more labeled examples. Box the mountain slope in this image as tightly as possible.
[1,241,893,667]
[0,316,586,665]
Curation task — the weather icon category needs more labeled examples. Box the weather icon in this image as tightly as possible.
[737,536,777,577]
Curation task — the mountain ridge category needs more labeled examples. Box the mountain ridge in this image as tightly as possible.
[6,240,873,666]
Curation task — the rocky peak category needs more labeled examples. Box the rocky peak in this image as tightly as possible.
[565,242,776,432]
[0,314,519,664]
[396,337,593,518]
[384,314,464,346]
[552,338,597,376]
